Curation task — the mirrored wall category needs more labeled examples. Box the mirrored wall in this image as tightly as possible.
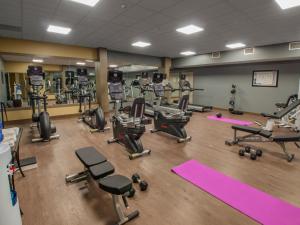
[1,54,96,109]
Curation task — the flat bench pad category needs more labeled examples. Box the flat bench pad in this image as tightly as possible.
[75,147,107,167]
[99,175,132,195]
[232,125,261,134]
[89,161,115,180]
[273,135,300,142]
[258,130,272,138]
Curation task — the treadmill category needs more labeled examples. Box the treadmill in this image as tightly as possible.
[178,74,212,112]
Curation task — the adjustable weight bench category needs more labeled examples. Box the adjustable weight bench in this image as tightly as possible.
[225,125,300,162]
[259,99,300,131]
[65,147,139,225]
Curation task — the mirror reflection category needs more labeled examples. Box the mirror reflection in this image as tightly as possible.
[1,54,96,109]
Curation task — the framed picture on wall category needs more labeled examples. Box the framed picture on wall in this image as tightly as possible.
[252,70,279,87]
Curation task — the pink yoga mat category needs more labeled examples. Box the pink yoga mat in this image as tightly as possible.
[172,160,300,225]
[207,115,253,126]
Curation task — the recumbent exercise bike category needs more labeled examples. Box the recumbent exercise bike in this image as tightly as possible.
[149,73,192,143]
[107,70,151,160]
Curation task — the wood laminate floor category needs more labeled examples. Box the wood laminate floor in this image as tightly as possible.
[13,110,300,225]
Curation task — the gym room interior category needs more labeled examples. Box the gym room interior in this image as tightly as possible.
[1,1,300,225]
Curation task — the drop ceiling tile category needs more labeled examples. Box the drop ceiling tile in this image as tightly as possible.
[138,0,180,11]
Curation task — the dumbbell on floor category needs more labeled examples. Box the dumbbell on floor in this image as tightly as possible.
[239,146,263,160]
[132,173,148,191]
[128,187,136,198]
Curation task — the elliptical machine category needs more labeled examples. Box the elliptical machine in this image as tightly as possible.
[107,70,151,160]
[150,73,192,143]
[77,68,109,133]
[229,84,243,115]
[55,78,67,104]
[28,66,59,142]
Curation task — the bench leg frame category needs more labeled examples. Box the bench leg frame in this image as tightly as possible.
[226,130,296,162]
[112,194,139,225]
[65,169,88,183]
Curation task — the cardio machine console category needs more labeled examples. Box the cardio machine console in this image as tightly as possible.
[179,73,191,89]
[108,70,124,101]
[27,66,45,86]
[152,73,165,97]
[65,71,75,85]
[77,68,89,85]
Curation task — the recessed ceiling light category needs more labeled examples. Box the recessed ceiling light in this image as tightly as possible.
[226,43,246,49]
[109,64,118,68]
[68,0,100,7]
[180,51,196,56]
[176,25,204,35]
[275,0,300,9]
[47,25,71,35]
[32,59,44,63]
[85,60,94,62]
[76,62,86,65]
[132,41,151,48]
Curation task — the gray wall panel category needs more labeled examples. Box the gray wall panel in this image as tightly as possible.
[175,61,300,113]
[172,43,300,68]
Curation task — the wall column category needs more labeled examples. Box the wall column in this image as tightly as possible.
[161,57,172,103]
[95,48,109,112]
[162,57,171,80]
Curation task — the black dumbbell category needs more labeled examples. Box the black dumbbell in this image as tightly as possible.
[128,187,136,198]
[239,147,257,160]
[239,147,263,160]
[132,173,148,191]
[246,146,263,157]
[256,149,263,157]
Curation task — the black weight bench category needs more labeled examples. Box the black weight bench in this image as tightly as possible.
[225,125,300,162]
[66,147,139,225]
[257,99,300,131]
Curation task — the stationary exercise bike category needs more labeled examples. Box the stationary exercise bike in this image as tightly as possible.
[150,73,192,143]
[27,66,59,142]
[77,68,109,133]
[107,70,151,160]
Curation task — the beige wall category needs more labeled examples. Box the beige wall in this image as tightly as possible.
[0,37,97,60]
[4,61,63,73]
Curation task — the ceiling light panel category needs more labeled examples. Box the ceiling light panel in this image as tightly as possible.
[275,0,300,9]
[132,41,151,48]
[176,25,204,35]
[76,62,86,65]
[180,51,196,56]
[68,0,100,7]
[32,59,44,63]
[226,43,246,49]
[47,25,71,35]
[109,64,118,68]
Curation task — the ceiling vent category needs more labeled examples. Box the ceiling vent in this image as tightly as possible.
[244,47,254,55]
[289,42,300,51]
[211,52,221,59]
[0,24,22,32]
